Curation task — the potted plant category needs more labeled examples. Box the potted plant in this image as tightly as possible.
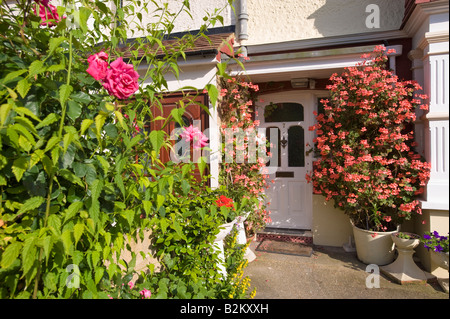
[421,231,449,270]
[308,46,431,265]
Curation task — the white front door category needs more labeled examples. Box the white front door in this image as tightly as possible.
[257,92,314,230]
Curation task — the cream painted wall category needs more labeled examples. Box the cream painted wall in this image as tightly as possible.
[312,195,353,247]
[244,0,405,45]
[123,0,234,38]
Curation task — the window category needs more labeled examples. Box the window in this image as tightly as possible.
[264,102,304,122]
[288,126,304,167]
[266,127,281,167]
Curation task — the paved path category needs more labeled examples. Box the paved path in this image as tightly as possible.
[244,242,448,299]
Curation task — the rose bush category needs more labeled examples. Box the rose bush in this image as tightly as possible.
[0,0,254,299]
[307,46,431,231]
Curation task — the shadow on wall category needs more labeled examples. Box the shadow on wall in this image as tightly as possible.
[307,0,405,37]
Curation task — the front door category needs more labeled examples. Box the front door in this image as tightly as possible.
[257,92,314,230]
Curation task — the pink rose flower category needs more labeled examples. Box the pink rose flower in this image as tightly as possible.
[102,57,139,100]
[180,125,209,149]
[139,289,151,299]
[34,0,50,5]
[33,2,61,26]
[86,51,109,81]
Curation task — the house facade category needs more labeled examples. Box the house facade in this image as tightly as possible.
[131,0,449,278]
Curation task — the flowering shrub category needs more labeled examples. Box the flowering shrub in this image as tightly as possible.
[0,0,248,299]
[421,231,449,253]
[218,76,271,236]
[307,46,431,231]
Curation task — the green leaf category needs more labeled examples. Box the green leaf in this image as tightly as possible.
[216,62,227,77]
[44,135,61,153]
[42,236,54,264]
[160,218,168,233]
[73,223,84,245]
[96,155,110,176]
[48,36,66,56]
[115,173,125,198]
[67,100,82,121]
[205,84,219,107]
[95,112,108,139]
[29,60,46,77]
[149,130,165,154]
[1,242,22,269]
[64,201,84,223]
[80,119,93,136]
[16,79,31,99]
[36,113,59,130]
[60,230,73,255]
[59,84,73,107]
[114,111,127,131]
[13,116,37,135]
[170,107,185,127]
[17,196,45,215]
[59,169,84,187]
[46,63,65,73]
[78,7,91,33]
[0,103,12,125]
[90,179,103,201]
[12,157,28,182]
[142,200,152,215]
[21,236,37,275]
[197,156,207,179]
[94,267,104,284]
[122,210,134,228]
[19,135,32,152]
[1,69,27,84]
[14,106,40,122]
[156,194,165,211]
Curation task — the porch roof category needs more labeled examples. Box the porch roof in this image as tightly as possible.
[116,31,235,62]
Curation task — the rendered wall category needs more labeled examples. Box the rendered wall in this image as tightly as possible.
[124,0,234,38]
[312,196,353,247]
[245,0,404,45]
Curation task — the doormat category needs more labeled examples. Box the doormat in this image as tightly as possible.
[256,239,313,257]
[257,233,313,245]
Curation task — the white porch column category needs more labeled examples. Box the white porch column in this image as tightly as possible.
[421,38,449,211]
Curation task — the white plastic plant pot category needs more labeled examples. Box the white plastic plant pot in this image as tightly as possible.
[234,211,256,262]
[213,221,235,279]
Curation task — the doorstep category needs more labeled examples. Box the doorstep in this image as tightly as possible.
[256,228,313,245]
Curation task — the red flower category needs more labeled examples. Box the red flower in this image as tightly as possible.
[216,195,234,208]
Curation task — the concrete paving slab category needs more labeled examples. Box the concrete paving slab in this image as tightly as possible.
[244,242,448,299]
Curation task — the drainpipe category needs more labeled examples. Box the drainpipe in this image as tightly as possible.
[237,0,249,56]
